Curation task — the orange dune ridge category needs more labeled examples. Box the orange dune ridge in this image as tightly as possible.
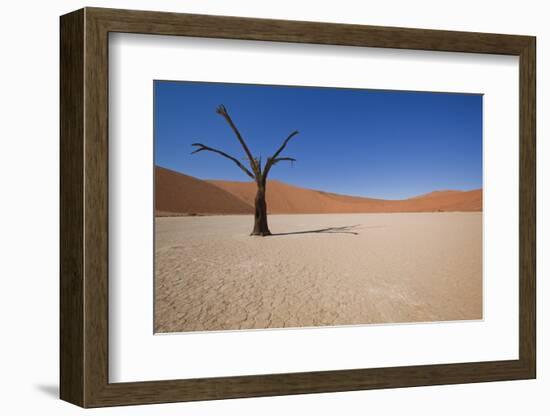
[155,166,253,215]
[155,166,482,216]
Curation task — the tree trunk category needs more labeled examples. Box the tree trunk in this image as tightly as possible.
[251,185,271,236]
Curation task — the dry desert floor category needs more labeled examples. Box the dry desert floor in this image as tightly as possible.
[155,212,482,332]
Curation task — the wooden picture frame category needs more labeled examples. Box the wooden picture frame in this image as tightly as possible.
[60,7,536,408]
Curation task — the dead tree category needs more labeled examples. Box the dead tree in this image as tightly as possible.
[191,105,299,236]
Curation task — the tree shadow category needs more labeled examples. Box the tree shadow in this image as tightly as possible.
[270,224,362,236]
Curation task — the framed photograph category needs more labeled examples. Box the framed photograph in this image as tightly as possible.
[60,7,536,408]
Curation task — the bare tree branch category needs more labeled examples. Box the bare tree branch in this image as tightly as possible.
[263,130,299,178]
[191,143,255,179]
[271,131,299,160]
[190,105,300,236]
[270,157,296,166]
[216,105,259,176]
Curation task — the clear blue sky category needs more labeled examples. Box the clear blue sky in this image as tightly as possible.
[154,80,482,200]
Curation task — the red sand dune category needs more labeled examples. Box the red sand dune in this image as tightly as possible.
[155,166,482,215]
[155,166,253,215]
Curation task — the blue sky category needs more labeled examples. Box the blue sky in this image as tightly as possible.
[154,80,482,200]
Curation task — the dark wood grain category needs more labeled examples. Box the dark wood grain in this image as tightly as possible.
[59,8,84,407]
[60,7,537,408]
[83,10,110,406]
[89,7,532,54]
[519,38,536,375]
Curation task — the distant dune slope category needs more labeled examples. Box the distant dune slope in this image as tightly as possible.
[207,180,482,214]
[405,189,482,212]
[207,179,384,213]
[156,166,482,215]
[155,167,253,215]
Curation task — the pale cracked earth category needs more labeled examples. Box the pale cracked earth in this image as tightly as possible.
[154,213,482,333]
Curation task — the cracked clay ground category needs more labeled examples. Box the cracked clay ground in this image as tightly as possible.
[154,212,482,333]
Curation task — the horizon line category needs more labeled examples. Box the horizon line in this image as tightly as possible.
[155,165,482,202]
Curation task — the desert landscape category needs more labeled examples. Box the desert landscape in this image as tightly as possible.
[154,167,482,333]
[153,81,483,333]
[155,166,482,216]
